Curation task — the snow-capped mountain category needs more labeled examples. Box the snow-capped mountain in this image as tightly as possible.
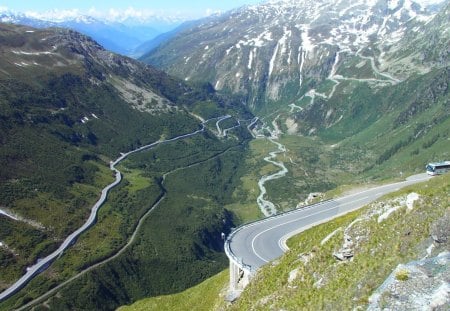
[0,9,182,57]
[142,0,449,110]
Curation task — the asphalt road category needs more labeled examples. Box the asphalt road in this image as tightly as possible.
[226,173,431,271]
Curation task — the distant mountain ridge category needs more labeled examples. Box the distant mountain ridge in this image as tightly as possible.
[0,9,182,57]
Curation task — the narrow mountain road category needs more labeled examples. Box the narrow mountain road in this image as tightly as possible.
[303,47,400,106]
[0,209,18,221]
[226,174,431,271]
[0,116,227,303]
[15,128,249,311]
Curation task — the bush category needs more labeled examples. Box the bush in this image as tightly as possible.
[395,269,409,281]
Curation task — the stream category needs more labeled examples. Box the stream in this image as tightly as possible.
[255,117,289,217]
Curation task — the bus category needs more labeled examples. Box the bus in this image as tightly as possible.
[426,161,450,176]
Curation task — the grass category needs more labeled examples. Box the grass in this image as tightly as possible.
[118,269,229,311]
[395,269,409,281]
[255,134,358,210]
[224,139,281,223]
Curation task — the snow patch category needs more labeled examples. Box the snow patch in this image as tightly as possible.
[214,79,221,90]
[388,0,400,10]
[248,48,255,69]
[268,43,279,77]
[12,50,53,56]
[300,24,315,53]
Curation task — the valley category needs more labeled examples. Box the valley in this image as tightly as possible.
[0,0,449,310]
[0,115,233,302]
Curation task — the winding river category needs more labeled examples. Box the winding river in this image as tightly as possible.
[256,138,288,217]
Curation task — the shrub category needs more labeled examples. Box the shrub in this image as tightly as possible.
[395,269,409,281]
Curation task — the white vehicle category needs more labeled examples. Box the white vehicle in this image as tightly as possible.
[426,161,450,176]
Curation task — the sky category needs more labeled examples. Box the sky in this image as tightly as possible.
[0,0,264,20]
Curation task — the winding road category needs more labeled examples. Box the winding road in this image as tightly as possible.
[0,117,227,302]
[13,120,250,310]
[226,174,431,271]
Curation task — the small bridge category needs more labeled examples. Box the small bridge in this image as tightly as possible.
[224,227,255,301]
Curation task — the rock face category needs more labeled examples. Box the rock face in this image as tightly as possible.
[142,0,449,111]
[333,234,355,261]
[368,252,450,310]
[431,210,450,245]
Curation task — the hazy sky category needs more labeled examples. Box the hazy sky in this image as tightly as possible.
[0,0,264,19]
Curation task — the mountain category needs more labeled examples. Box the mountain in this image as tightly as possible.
[142,0,449,110]
[1,1,449,309]
[0,11,181,56]
[141,0,449,184]
[132,20,200,58]
[0,23,252,310]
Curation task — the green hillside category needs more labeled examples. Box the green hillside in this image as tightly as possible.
[121,1,449,310]
[231,174,449,310]
[0,23,253,310]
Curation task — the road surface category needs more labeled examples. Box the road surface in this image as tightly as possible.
[226,174,431,271]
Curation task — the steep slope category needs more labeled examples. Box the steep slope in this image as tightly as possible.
[231,174,449,310]
[0,23,252,309]
[119,174,449,310]
[142,0,448,111]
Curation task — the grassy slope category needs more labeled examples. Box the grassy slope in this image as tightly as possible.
[118,270,229,311]
[0,24,204,288]
[249,67,449,211]
[232,174,449,310]
[0,127,252,310]
[116,61,449,311]
[0,24,257,310]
